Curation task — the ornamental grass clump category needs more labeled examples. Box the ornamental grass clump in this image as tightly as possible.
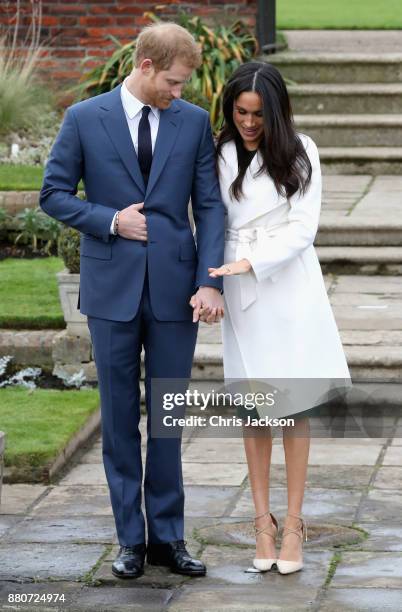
[0,0,53,136]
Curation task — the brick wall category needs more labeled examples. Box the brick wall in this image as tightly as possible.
[0,1,257,88]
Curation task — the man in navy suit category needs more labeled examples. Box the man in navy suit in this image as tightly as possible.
[40,22,225,579]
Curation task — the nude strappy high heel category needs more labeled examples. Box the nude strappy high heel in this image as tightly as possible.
[276,513,308,575]
[251,511,278,572]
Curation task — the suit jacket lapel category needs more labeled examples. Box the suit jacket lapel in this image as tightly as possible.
[146,102,182,199]
[98,85,146,194]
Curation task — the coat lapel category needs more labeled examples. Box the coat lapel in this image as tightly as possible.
[221,141,285,228]
[145,102,182,199]
[98,85,146,194]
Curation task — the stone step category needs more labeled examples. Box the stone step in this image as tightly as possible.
[318,147,402,175]
[267,53,402,84]
[317,246,402,275]
[295,114,402,147]
[316,218,402,247]
[289,83,402,115]
[192,343,402,383]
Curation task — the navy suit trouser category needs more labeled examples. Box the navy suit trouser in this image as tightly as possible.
[87,265,198,545]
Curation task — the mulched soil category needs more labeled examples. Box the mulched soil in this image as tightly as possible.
[0,243,57,260]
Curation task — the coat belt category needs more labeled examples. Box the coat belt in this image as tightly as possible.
[225,224,286,311]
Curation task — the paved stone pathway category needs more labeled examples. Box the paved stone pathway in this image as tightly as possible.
[1,418,402,611]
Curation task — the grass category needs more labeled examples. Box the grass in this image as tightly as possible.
[0,387,99,468]
[277,0,402,29]
[0,164,84,191]
[0,164,44,190]
[0,257,65,329]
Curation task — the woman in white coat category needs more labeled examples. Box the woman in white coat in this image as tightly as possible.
[209,62,351,575]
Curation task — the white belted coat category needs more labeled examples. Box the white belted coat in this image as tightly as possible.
[218,135,351,417]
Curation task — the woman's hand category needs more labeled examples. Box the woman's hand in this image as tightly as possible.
[208,259,252,277]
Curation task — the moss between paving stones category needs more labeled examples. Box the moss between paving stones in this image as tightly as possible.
[0,387,100,482]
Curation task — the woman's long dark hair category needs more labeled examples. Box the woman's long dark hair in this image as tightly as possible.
[216,61,312,201]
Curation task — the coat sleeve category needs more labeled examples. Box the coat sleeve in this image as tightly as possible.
[40,107,117,243]
[247,136,322,282]
[191,112,226,291]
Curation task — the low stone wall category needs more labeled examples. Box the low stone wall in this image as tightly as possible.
[0,330,58,368]
[0,192,40,216]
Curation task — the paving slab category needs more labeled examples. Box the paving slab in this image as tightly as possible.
[293,465,373,490]
[352,523,402,552]
[0,485,47,515]
[231,487,361,524]
[331,551,402,588]
[382,445,402,465]
[182,462,248,486]
[168,547,331,611]
[340,330,402,347]
[30,485,112,517]
[358,488,402,522]
[271,442,382,466]
[0,581,85,611]
[322,175,372,191]
[182,438,246,463]
[370,175,402,191]
[71,585,173,612]
[184,486,239,518]
[372,466,402,489]
[335,276,402,294]
[353,192,402,216]
[79,445,103,463]
[0,543,105,581]
[3,515,116,544]
[0,516,18,539]
[59,463,107,486]
[319,587,402,612]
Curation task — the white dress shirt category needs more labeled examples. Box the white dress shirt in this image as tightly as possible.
[110,78,160,233]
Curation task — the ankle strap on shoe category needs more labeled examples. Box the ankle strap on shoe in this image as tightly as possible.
[254,511,278,538]
[283,514,308,542]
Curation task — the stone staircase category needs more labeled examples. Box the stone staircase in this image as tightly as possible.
[267,52,402,175]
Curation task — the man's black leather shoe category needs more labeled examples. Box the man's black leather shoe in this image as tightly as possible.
[147,540,206,576]
[112,543,146,579]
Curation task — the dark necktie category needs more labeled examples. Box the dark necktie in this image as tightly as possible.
[138,105,152,186]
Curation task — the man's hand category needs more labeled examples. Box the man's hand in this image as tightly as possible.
[117,202,147,241]
[208,259,251,277]
[189,286,224,324]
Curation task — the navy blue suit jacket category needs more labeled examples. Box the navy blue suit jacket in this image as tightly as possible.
[40,85,225,321]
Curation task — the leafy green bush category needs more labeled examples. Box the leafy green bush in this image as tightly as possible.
[0,206,11,241]
[75,10,258,132]
[58,226,80,273]
[14,207,61,255]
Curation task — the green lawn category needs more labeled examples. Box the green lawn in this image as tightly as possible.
[278,0,402,29]
[0,164,44,191]
[0,387,99,469]
[0,164,84,191]
[0,257,65,329]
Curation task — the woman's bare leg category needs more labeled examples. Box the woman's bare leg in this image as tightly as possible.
[279,417,310,561]
[243,425,277,559]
